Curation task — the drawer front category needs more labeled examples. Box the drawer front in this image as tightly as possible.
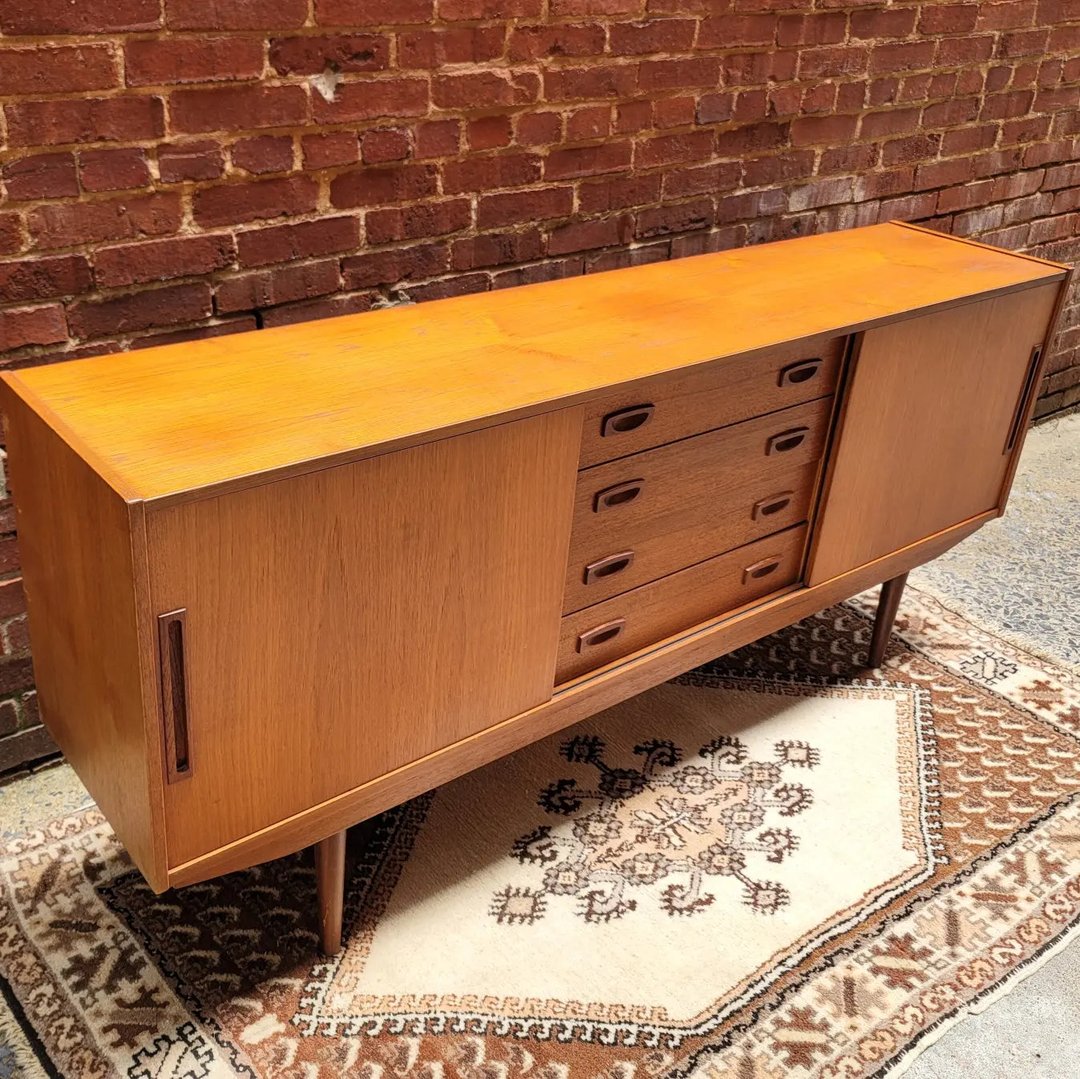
[565,397,831,612]
[557,524,808,683]
[580,335,845,466]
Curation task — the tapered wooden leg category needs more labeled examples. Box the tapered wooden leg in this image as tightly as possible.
[315,830,346,956]
[868,572,909,669]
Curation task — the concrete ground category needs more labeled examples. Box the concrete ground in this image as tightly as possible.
[1,412,1078,1077]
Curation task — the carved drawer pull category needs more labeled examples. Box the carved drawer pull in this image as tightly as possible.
[583,550,635,585]
[742,556,782,584]
[593,479,645,512]
[752,491,794,520]
[577,620,626,653]
[600,404,654,437]
[766,426,809,455]
[778,358,822,387]
[158,609,193,784]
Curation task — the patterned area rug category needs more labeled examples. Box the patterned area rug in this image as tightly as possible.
[1,587,1078,1078]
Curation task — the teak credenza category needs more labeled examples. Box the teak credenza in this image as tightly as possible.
[2,222,1069,955]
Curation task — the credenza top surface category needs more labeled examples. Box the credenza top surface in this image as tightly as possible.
[2,221,1064,506]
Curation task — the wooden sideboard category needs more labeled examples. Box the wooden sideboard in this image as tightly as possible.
[2,222,1068,955]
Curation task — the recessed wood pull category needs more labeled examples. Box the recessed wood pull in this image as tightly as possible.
[600,404,654,437]
[583,550,635,585]
[778,358,822,387]
[765,426,809,455]
[742,556,782,584]
[576,619,626,652]
[1004,344,1043,454]
[752,491,794,520]
[158,609,193,784]
[593,479,645,512]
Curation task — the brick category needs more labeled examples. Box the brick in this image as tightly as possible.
[1043,163,1080,190]
[159,140,226,183]
[407,274,489,303]
[452,230,544,271]
[850,8,917,37]
[918,3,978,33]
[0,217,21,257]
[302,133,360,169]
[130,316,257,349]
[231,136,295,175]
[578,174,660,213]
[869,42,937,76]
[610,18,696,53]
[636,198,713,238]
[789,114,858,147]
[0,47,118,97]
[545,142,632,180]
[2,154,78,203]
[361,126,413,164]
[442,152,541,194]
[977,0,1037,28]
[0,256,91,304]
[980,90,1035,119]
[0,306,67,352]
[216,261,341,313]
[95,235,236,287]
[126,38,264,86]
[776,12,846,45]
[634,130,713,168]
[28,193,182,250]
[79,148,152,193]
[69,284,212,339]
[4,96,164,149]
[0,725,57,771]
[638,57,722,91]
[914,157,976,191]
[341,243,450,288]
[548,216,632,255]
[276,41,390,81]
[788,176,852,211]
[544,66,637,101]
[860,108,922,140]
[742,150,815,186]
[439,0,541,17]
[566,106,612,141]
[415,120,462,158]
[469,116,513,150]
[936,35,996,65]
[367,200,472,243]
[937,179,997,213]
[259,294,374,328]
[820,144,879,175]
[492,257,582,289]
[433,71,539,109]
[663,162,740,199]
[551,0,639,11]
[329,163,438,207]
[477,187,574,227]
[167,0,308,29]
[697,93,735,124]
[999,28,1051,56]
[882,134,942,166]
[0,0,159,32]
[508,24,605,61]
[237,217,359,267]
[514,113,562,147]
[722,49,797,87]
[312,80,429,123]
[193,176,319,227]
[797,46,870,81]
[171,85,309,134]
[715,120,788,156]
[617,100,654,131]
[400,26,506,67]
[653,96,695,128]
[315,0,435,25]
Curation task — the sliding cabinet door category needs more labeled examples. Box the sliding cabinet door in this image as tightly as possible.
[148,410,581,868]
[809,283,1060,584]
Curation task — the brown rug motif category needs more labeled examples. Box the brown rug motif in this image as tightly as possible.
[1,586,1078,1078]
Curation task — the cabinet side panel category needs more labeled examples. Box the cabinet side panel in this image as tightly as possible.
[149,409,582,867]
[1,389,165,887]
[808,284,1059,585]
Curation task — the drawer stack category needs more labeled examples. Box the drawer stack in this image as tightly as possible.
[557,336,846,682]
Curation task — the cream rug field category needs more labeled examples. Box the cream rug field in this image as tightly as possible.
[1,586,1078,1078]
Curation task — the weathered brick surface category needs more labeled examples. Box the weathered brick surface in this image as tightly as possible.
[1,0,1080,768]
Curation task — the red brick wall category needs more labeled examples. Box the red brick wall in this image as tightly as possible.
[1,0,1079,767]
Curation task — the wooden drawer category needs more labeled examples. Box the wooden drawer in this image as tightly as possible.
[564,397,831,613]
[580,335,845,467]
[556,524,808,684]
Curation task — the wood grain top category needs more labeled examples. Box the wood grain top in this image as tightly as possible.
[2,222,1065,505]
